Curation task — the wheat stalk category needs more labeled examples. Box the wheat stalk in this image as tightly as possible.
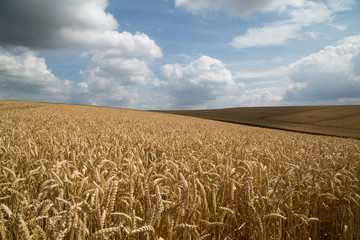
[1,100,359,239]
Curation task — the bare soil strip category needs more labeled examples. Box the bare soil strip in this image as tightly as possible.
[158,105,360,139]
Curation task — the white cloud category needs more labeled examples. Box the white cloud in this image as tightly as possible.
[61,31,163,59]
[0,45,161,108]
[175,0,340,19]
[230,24,301,49]
[287,1,332,26]
[84,58,151,87]
[161,55,243,108]
[76,32,162,107]
[284,34,360,103]
[235,87,284,106]
[0,49,71,102]
[230,1,334,49]
[0,0,163,108]
[327,0,357,12]
[233,35,360,107]
[175,0,291,16]
[78,53,155,106]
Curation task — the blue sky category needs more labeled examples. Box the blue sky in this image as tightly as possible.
[0,0,359,109]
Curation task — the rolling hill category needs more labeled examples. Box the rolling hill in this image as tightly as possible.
[158,105,360,139]
[1,100,360,239]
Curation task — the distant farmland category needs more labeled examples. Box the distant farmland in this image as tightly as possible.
[159,105,360,139]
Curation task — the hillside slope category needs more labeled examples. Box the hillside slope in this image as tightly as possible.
[1,101,360,239]
[159,105,360,139]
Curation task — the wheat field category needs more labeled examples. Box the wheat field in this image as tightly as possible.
[0,100,359,239]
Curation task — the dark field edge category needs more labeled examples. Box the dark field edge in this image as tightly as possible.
[152,111,360,140]
[202,118,358,139]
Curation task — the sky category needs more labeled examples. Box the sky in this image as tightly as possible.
[0,0,359,110]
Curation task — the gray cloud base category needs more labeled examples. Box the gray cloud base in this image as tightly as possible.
[0,0,117,49]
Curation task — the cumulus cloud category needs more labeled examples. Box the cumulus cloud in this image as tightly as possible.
[78,52,156,106]
[0,47,157,108]
[0,0,163,108]
[83,57,152,87]
[284,34,360,103]
[161,55,243,108]
[0,49,71,102]
[76,31,162,106]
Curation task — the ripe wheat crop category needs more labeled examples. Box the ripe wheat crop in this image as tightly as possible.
[0,100,359,239]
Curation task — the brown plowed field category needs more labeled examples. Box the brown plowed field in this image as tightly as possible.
[159,105,360,139]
